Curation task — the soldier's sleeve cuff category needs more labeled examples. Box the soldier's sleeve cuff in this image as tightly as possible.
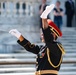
[17,39,29,47]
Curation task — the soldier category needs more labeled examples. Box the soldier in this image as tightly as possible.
[9,4,65,75]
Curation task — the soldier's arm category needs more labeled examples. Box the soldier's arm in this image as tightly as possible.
[40,4,55,43]
[9,29,40,54]
[42,19,54,43]
[17,35,40,54]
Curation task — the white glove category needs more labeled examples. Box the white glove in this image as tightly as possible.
[40,4,55,19]
[9,29,21,39]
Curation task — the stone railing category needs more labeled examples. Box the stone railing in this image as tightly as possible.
[0,0,40,17]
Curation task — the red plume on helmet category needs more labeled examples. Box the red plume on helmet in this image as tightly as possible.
[47,19,62,37]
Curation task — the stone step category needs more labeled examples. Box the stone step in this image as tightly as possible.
[64,50,76,52]
[61,64,76,67]
[0,58,76,64]
[62,34,76,36]
[0,72,75,75]
[0,67,35,73]
[59,72,76,75]
[62,27,75,30]
[0,72,34,75]
[63,45,76,47]
[63,58,76,62]
[0,64,35,68]
[64,54,76,57]
[0,53,36,58]
[60,67,76,70]
[0,67,76,73]
[0,58,36,63]
[60,39,76,41]
[64,46,76,49]
[0,53,76,59]
[0,52,76,56]
[14,50,76,53]
[0,66,76,70]
[62,32,76,34]
[0,64,74,68]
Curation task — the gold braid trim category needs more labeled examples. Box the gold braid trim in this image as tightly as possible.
[49,25,60,37]
[47,48,62,68]
[23,42,29,47]
[35,70,58,75]
[57,44,65,55]
[23,42,35,48]
[50,28,59,37]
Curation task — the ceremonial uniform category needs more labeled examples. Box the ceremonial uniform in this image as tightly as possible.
[17,20,65,75]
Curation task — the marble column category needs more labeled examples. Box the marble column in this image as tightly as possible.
[7,1,10,14]
[25,2,30,16]
[1,2,5,17]
[30,3,34,16]
[19,2,23,17]
[13,2,17,17]
[22,2,26,15]
[0,2,3,15]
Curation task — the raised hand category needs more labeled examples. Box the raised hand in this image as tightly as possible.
[9,29,21,39]
[40,4,55,19]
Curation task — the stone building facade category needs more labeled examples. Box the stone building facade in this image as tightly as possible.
[0,0,75,26]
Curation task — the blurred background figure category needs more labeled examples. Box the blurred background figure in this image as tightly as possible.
[39,0,49,29]
[53,1,63,30]
[65,0,75,27]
